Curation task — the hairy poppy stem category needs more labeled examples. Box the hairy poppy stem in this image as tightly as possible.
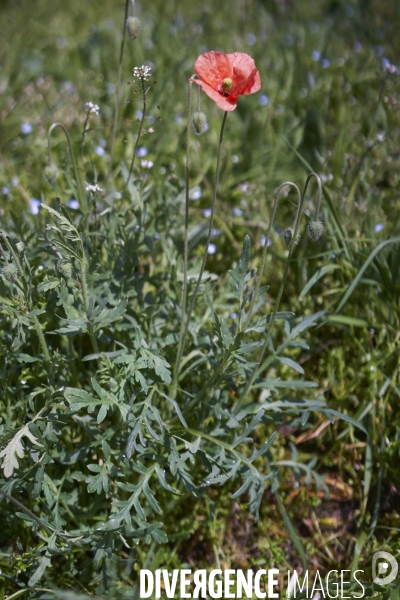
[242,175,320,331]
[234,174,322,414]
[194,181,303,408]
[172,110,228,394]
[123,78,147,196]
[47,122,85,209]
[106,0,130,191]
[172,80,193,398]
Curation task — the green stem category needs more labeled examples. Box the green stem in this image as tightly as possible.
[123,78,147,195]
[5,589,57,600]
[243,182,299,331]
[234,173,322,413]
[43,227,63,259]
[80,109,91,163]
[172,110,228,393]
[234,183,303,414]
[1,233,24,277]
[0,241,9,265]
[173,80,193,396]
[80,255,89,313]
[1,232,51,362]
[80,242,100,355]
[47,122,85,207]
[106,0,130,190]
[196,181,304,407]
[0,488,53,534]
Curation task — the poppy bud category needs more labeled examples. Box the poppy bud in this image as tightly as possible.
[2,263,18,283]
[126,16,141,40]
[44,164,58,185]
[307,219,324,242]
[283,227,301,249]
[192,111,207,135]
[57,258,73,279]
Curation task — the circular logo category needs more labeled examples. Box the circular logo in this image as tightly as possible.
[372,551,398,585]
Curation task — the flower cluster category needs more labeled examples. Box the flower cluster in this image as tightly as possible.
[133,65,152,81]
[85,102,100,115]
[85,184,103,193]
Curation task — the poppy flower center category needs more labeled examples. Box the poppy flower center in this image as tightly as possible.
[220,78,233,96]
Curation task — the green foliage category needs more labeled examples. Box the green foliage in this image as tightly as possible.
[1,0,400,597]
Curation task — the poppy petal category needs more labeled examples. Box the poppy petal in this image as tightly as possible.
[194,51,233,90]
[191,78,238,111]
[232,68,261,96]
[191,51,261,111]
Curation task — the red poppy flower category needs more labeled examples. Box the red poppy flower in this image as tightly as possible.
[190,51,261,112]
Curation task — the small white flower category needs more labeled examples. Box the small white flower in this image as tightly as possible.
[382,59,398,74]
[140,160,154,169]
[133,65,152,81]
[376,133,385,143]
[85,184,103,193]
[85,101,100,115]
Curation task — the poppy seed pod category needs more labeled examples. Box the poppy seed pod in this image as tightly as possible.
[2,263,18,283]
[283,227,301,249]
[126,16,142,40]
[57,258,73,279]
[307,219,324,242]
[192,111,207,135]
[44,164,58,185]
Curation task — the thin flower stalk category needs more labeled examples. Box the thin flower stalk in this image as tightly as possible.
[244,174,322,330]
[234,175,322,414]
[47,122,85,208]
[0,242,9,266]
[195,181,303,406]
[172,111,228,392]
[173,79,194,397]
[80,102,99,162]
[106,0,130,190]
[123,76,149,194]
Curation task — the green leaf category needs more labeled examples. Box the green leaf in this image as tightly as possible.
[299,264,339,299]
[276,494,307,570]
[335,238,400,313]
[323,409,368,435]
[37,278,61,293]
[328,315,369,327]
[276,356,305,375]
[15,353,39,363]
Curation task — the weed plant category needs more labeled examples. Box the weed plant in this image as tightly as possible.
[0,0,399,597]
